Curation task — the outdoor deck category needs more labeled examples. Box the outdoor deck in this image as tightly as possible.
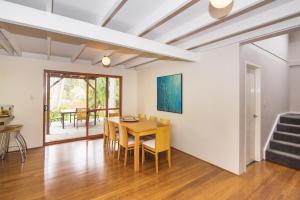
[46,119,103,142]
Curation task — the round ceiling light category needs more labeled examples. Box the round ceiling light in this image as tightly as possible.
[210,0,232,9]
[101,56,111,67]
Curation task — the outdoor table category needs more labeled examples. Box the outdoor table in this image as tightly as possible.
[60,109,97,129]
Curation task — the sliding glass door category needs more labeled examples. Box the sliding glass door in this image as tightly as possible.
[44,70,122,144]
[108,77,121,116]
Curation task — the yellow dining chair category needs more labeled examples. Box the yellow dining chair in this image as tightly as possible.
[108,113,120,117]
[75,108,87,128]
[149,116,157,122]
[103,118,110,149]
[160,118,171,125]
[118,125,135,166]
[108,121,119,158]
[138,114,146,119]
[142,126,171,173]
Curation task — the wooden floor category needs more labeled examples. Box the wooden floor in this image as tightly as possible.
[0,140,299,200]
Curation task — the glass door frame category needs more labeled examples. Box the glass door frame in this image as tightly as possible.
[43,70,122,146]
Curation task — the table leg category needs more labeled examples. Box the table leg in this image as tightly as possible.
[62,113,65,129]
[134,134,140,172]
[69,113,71,123]
[94,111,96,125]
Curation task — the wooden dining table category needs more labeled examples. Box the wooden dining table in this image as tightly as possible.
[108,117,168,172]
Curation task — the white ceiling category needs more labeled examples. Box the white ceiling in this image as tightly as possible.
[0,0,300,69]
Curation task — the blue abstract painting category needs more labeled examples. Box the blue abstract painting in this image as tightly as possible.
[157,74,182,114]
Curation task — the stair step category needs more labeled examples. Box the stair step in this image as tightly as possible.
[280,114,300,125]
[266,149,300,170]
[270,140,300,155]
[277,123,300,134]
[274,131,300,144]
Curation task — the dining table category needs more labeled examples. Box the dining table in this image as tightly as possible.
[108,117,169,172]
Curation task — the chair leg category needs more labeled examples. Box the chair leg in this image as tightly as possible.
[142,146,145,165]
[113,141,116,158]
[103,135,106,148]
[107,138,110,154]
[155,152,159,174]
[168,149,171,168]
[124,147,128,166]
[118,144,121,160]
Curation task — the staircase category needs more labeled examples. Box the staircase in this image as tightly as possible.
[266,113,300,170]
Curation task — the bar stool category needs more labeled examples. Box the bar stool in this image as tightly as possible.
[0,124,27,163]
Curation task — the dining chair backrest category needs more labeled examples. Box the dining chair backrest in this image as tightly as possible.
[76,108,87,120]
[155,126,170,153]
[159,118,171,125]
[119,125,129,148]
[108,121,117,140]
[108,113,120,117]
[138,114,146,119]
[149,116,157,122]
[104,118,109,137]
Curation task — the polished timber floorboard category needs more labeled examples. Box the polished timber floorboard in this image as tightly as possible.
[0,140,299,200]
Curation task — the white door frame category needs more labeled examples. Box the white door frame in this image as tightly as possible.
[244,61,262,168]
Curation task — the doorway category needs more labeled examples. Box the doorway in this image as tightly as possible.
[43,70,122,145]
[245,63,261,166]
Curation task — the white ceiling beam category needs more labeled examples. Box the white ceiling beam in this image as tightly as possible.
[155,0,266,44]
[71,44,86,62]
[47,36,51,60]
[91,50,114,65]
[128,0,198,36]
[45,0,52,60]
[0,1,198,62]
[0,28,21,56]
[111,54,139,67]
[177,0,300,50]
[45,0,53,13]
[126,58,159,69]
[99,0,127,26]
[0,32,14,55]
[194,15,300,52]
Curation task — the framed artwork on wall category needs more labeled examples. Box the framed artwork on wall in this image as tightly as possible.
[157,73,182,114]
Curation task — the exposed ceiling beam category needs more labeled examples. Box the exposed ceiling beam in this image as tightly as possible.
[45,0,53,13]
[47,36,51,60]
[71,44,86,62]
[126,58,159,69]
[111,54,139,67]
[178,0,300,50]
[129,0,199,36]
[99,0,128,26]
[0,1,198,62]
[0,32,14,55]
[194,15,300,52]
[124,0,198,67]
[155,0,268,44]
[91,50,114,65]
[0,28,22,56]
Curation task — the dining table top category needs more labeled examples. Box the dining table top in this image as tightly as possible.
[108,117,168,133]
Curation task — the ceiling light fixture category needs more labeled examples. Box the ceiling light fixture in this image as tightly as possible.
[101,56,111,67]
[210,0,232,9]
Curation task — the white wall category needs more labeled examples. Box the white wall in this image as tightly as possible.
[289,30,300,64]
[137,44,242,175]
[254,34,289,61]
[239,44,289,167]
[0,55,138,149]
[289,66,300,112]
